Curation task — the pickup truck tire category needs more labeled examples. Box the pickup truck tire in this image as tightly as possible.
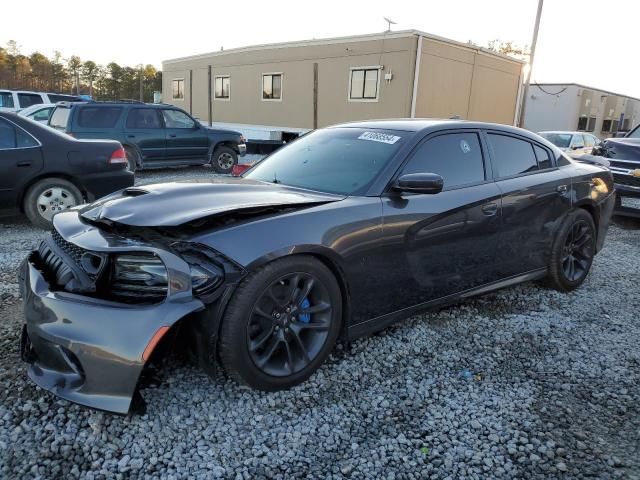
[211,146,237,174]
[23,178,83,229]
[124,146,139,172]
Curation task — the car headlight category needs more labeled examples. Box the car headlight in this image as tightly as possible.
[111,253,168,303]
[170,244,225,297]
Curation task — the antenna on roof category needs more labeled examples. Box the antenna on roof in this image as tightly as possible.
[383,17,397,32]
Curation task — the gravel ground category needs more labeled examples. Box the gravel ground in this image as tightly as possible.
[1,167,639,479]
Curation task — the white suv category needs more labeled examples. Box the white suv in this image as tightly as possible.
[0,90,81,112]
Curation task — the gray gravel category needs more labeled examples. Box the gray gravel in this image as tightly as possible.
[1,167,639,479]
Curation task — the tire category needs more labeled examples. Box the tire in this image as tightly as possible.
[545,209,596,292]
[124,146,139,172]
[23,178,83,230]
[211,145,237,174]
[219,255,342,390]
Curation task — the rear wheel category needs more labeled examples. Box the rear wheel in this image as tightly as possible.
[545,209,596,292]
[124,146,139,172]
[218,256,342,390]
[23,178,83,229]
[211,146,237,174]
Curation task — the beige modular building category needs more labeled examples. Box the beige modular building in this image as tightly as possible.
[162,30,524,139]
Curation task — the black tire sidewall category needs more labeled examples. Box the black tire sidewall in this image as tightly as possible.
[23,178,83,229]
[124,146,139,172]
[219,256,342,390]
[547,209,596,292]
[211,146,237,174]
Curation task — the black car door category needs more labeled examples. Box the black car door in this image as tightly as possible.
[123,108,166,161]
[0,118,43,210]
[162,109,209,161]
[376,130,503,315]
[485,131,571,277]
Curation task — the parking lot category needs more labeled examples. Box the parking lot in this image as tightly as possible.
[0,167,639,479]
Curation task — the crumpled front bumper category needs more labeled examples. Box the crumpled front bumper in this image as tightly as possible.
[20,211,205,414]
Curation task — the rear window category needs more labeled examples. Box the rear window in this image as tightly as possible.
[0,92,14,108]
[539,132,572,148]
[77,107,122,128]
[487,133,539,178]
[18,93,43,108]
[49,107,71,130]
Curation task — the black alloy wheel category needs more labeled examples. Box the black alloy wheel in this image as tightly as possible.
[561,219,594,282]
[247,272,332,377]
[545,209,596,292]
[218,256,342,390]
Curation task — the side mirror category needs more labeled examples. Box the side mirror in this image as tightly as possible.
[393,173,444,194]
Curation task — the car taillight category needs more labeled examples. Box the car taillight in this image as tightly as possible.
[232,164,251,176]
[109,147,128,165]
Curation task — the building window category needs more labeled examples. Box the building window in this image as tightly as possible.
[349,67,380,101]
[587,117,596,132]
[601,119,612,132]
[262,73,282,100]
[172,79,184,100]
[576,117,588,131]
[215,76,230,100]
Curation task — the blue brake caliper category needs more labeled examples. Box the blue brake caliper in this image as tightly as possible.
[298,297,311,323]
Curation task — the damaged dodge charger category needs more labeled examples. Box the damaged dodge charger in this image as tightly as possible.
[20,120,615,413]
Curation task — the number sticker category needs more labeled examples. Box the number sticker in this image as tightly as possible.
[358,131,401,145]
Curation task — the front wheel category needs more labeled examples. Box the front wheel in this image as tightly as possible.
[218,256,342,390]
[211,146,237,174]
[23,178,83,229]
[545,209,596,292]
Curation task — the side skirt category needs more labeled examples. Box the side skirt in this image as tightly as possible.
[347,268,547,341]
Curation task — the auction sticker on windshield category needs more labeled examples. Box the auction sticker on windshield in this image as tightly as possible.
[358,131,401,145]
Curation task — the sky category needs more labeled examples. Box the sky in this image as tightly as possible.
[3,0,639,98]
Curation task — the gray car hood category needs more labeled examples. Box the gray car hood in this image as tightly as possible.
[79,177,344,227]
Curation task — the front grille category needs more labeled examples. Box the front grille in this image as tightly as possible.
[51,229,85,265]
[613,173,640,189]
[37,240,78,289]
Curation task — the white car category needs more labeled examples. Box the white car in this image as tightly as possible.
[0,90,81,112]
[538,131,601,156]
[17,103,57,124]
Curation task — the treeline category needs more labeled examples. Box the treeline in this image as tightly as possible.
[0,41,162,102]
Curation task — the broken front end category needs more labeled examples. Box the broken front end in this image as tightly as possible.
[20,210,244,414]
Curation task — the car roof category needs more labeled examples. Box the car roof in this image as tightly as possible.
[539,131,593,135]
[329,118,539,137]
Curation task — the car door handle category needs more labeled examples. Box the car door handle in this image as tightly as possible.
[481,203,498,216]
[556,184,568,193]
[17,161,32,167]
[127,135,136,138]
[169,134,177,138]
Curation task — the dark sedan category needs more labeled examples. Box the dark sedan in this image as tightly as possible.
[0,112,134,228]
[20,119,615,413]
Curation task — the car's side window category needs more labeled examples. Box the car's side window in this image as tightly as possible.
[487,133,539,178]
[401,132,485,189]
[570,135,585,148]
[0,118,17,149]
[17,93,43,109]
[533,145,552,169]
[126,109,162,129]
[162,109,195,129]
[31,108,53,122]
[0,119,37,149]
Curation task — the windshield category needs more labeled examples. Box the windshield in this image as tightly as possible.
[245,127,406,195]
[628,125,640,139]
[539,133,572,148]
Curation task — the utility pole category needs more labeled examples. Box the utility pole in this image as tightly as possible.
[518,0,544,128]
[139,65,144,102]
